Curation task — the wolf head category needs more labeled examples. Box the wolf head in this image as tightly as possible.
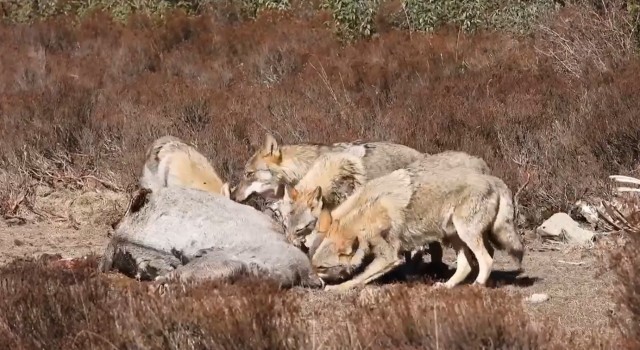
[278,185,324,246]
[232,133,284,202]
[310,210,364,283]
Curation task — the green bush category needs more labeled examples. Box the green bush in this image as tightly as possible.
[0,0,291,23]
[321,0,381,41]
[1,0,638,46]
[320,0,558,41]
[394,0,557,34]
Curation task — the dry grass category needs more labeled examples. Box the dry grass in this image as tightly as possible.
[1,4,639,226]
[0,255,616,349]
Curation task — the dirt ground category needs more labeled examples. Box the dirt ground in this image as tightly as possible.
[0,214,616,335]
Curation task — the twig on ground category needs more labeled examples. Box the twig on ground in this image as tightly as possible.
[557,260,585,266]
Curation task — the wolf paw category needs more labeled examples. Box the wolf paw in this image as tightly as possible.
[471,281,487,288]
[433,282,446,289]
[325,282,355,292]
[433,281,455,289]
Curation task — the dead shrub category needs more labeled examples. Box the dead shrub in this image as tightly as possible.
[535,1,637,79]
[0,257,306,350]
[608,229,640,349]
[0,258,613,349]
[0,5,638,227]
[333,284,608,349]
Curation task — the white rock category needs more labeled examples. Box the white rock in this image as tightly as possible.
[527,293,549,304]
[536,212,596,245]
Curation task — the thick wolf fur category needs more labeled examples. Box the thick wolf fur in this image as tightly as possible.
[140,135,231,198]
[270,150,367,246]
[279,150,491,265]
[231,133,423,202]
[310,163,524,291]
[99,186,323,288]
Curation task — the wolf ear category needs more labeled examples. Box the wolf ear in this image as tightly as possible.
[317,209,332,234]
[220,183,231,199]
[343,236,360,256]
[262,133,280,158]
[284,184,298,200]
[309,186,323,209]
[274,183,285,198]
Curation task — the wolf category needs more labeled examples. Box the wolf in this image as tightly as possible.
[278,150,491,270]
[310,163,524,291]
[140,135,231,198]
[270,150,367,246]
[230,132,423,203]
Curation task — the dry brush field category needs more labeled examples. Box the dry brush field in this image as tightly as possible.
[1,0,640,348]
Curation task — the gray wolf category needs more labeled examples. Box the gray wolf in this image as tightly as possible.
[278,150,491,269]
[231,132,423,203]
[140,135,231,198]
[310,163,524,291]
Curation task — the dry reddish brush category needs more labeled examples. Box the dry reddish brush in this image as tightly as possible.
[0,256,613,349]
[0,256,307,349]
[608,230,640,350]
[1,6,638,224]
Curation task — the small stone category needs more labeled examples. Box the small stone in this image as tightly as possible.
[536,212,596,245]
[527,293,549,304]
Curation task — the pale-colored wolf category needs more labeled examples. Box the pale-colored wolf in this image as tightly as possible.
[230,132,424,203]
[273,149,367,246]
[140,135,231,198]
[278,150,491,263]
[231,133,449,268]
[310,162,524,291]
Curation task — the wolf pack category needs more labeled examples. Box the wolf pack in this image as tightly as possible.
[127,133,525,291]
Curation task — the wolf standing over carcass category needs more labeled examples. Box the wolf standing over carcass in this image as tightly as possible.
[310,159,525,291]
[140,135,231,198]
[230,132,448,268]
[278,150,492,258]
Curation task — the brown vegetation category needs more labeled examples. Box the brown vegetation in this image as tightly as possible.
[0,254,617,349]
[0,3,639,226]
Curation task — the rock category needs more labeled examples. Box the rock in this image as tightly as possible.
[536,212,596,245]
[526,293,549,304]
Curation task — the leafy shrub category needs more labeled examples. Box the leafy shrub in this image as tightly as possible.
[322,0,381,40]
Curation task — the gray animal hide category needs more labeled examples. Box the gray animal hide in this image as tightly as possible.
[99,187,324,289]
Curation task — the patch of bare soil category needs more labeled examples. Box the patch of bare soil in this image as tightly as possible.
[295,237,616,336]
[0,222,110,266]
[0,187,126,264]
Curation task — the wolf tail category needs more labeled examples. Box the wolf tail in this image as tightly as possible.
[489,181,525,270]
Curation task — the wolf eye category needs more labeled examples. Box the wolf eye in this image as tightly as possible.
[245,171,254,178]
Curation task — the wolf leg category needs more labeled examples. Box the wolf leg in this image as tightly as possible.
[325,256,403,291]
[428,242,443,264]
[162,250,252,283]
[435,246,473,288]
[454,217,494,286]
